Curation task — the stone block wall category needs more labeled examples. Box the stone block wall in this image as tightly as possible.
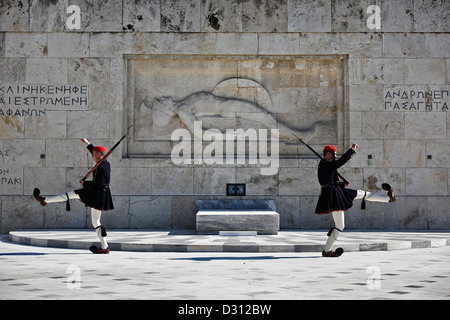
[0,0,449,232]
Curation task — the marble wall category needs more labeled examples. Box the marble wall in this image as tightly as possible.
[0,0,449,232]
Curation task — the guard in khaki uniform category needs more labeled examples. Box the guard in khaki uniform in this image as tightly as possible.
[33,139,113,254]
[315,144,395,257]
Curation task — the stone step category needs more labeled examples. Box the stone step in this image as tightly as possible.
[9,229,450,253]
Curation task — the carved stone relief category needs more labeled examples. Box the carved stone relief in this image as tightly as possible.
[125,55,347,158]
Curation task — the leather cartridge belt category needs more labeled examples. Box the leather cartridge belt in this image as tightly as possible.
[321,182,343,188]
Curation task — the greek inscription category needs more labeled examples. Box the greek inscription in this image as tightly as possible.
[0,168,21,185]
[1,177,22,185]
[0,85,88,116]
[384,88,450,112]
[0,149,22,189]
[0,109,46,117]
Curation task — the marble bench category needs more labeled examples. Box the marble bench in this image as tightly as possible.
[196,200,280,235]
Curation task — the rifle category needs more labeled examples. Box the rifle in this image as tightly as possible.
[291,133,349,185]
[80,125,133,183]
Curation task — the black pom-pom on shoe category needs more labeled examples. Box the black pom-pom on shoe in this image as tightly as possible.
[33,188,47,206]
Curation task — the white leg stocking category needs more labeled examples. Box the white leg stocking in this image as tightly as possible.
[44,191,80,204]
[355,190,389,203]
[91,208,108,250]
[324,211,345,252]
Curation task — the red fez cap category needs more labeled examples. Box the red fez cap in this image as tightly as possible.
[93,146,106,153]
[323,145,337,153]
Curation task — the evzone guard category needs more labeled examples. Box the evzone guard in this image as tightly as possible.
[316,144,396,257]
[33,138,113,254]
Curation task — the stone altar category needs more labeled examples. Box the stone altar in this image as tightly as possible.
[196,200,279,235]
